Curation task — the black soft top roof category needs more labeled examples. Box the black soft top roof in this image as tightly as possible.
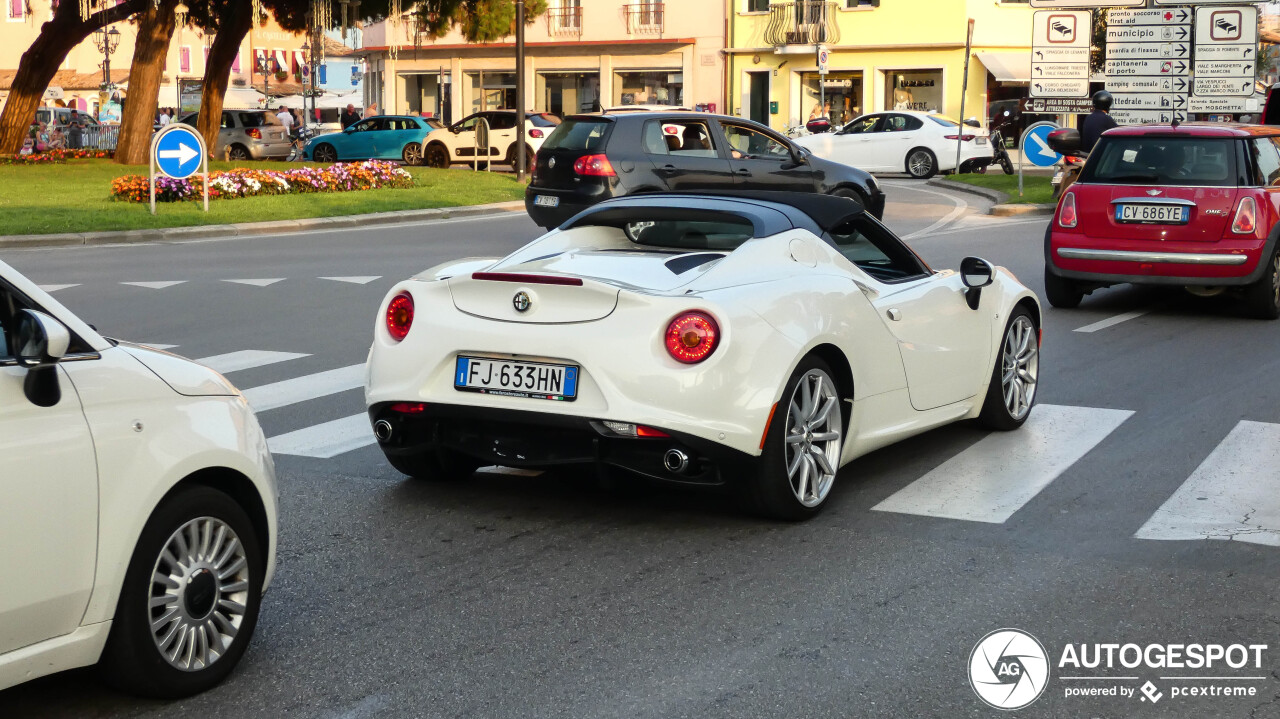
[561,191,864,236]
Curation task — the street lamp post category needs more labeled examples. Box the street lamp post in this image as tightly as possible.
[174,2,189,112]
[93,26,121,87]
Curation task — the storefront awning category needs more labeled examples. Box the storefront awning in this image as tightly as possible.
[976,52,1030,83]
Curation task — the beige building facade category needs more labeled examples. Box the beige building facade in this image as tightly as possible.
[359,0,726,122]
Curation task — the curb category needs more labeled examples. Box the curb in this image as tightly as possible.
[990,203,1056,217]
[0,200,528,249]
[927,178,1009,205]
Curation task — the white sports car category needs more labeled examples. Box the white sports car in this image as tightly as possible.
[794,111,993,179]
[365,193,1040,519]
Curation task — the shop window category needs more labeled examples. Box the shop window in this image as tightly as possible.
[614,71,683,107]
[887,70,943,113]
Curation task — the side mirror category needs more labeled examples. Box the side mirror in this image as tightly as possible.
[15,309,69,407]
[1046,128,1083,157]
[960,257,994,310]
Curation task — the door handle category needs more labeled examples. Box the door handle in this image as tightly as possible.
[735,168,751,176]
[657,164,678,175]
[886,308,902,321]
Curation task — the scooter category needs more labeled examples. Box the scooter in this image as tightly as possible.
[1046,128,1088,199]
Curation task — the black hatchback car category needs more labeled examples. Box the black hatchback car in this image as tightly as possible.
[525,112,885,229]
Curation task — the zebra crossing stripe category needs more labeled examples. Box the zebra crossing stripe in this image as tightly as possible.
[1134,421,1280,547]
[241,364,365,412]
[319,276,382,285]
[194,350,310,374]
[871,404,1134,524]
[224,278,286,287]
[121,281,186,290]
[268,414,376,458]
[37,284,79,293]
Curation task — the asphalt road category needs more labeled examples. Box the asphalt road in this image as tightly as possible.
[2,181,1278,719]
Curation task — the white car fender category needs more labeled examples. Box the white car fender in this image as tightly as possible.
[962,267,1041,419]
[65,348,278,625]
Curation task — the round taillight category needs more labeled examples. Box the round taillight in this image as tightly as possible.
[665,311,719,364]
[386,292,414,342]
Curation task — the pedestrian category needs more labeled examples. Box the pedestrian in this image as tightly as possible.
[363,102,378,119]
[1081,90,1117,152]
[809,103,821,121]
[67,109,84,149]
[276,105,294,131]
[341,103,360,128]
[158,107,171,126]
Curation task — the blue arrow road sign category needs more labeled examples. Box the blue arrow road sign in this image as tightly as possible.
[1024,125,1062,167]
[154,125,202,179]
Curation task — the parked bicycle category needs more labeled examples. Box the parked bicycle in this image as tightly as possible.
[286,124,316,162]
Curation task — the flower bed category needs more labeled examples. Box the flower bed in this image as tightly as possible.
[1,148,114,165]
[110,160,414,203]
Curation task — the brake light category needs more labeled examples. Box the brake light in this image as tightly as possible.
[385,292,414,342]
[1058,191,1078,228]
[573,154,616,176]
[635,425,670,438]
[943,134,976,142]
[246,128,262,139]
[529,128,544,138]
[664,311,719,364]
[389,402,427,413]
[1232,196,1258,234]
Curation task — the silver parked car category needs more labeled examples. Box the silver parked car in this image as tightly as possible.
[177,110,292,160]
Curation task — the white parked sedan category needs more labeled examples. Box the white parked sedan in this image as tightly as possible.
[794,111,993,179]
[365,192,1040,519]
[0,261,277,697]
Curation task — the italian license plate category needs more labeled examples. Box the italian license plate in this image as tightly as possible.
[1116,204,1188,224]
[976,137,988,145]
[454,356,578,401]
[534,194,559,208]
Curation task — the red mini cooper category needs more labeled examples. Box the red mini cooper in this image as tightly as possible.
[1045,124,1280,319]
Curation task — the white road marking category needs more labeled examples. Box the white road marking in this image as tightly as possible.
[1135,421,1280,547]
[37,284,79,293]
[320,276,382,285]
[194,350,310,374]
[881,182,969,241]
[1073,309,1151,333]
[241,364,365,412]
[121,281,186,289]
[871,404,1134,523]
[268,414,376,459]
[224,278,286,287]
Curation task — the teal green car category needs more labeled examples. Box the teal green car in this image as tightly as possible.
[304,115,436,165]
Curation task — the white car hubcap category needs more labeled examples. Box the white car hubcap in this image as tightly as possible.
[785,369,843,507]
[148,517,251,671]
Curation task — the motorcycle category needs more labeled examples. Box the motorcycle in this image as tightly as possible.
[988,110,1016,176]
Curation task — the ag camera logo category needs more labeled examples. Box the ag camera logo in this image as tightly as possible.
[969,629,1050,710]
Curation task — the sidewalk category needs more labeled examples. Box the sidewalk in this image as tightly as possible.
[0,201,528,249]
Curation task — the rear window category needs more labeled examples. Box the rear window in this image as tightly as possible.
[624,218,755,251]
[1081,136,1237,187]
[239,112,268,128]
[541,119,613,152]
[528,113,562,127]
[926,115,959,127]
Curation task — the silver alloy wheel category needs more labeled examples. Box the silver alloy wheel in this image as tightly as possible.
[148,517,251,672]
[784,369,843,508]
[908,150,933,177]
[1001,315,1039,421]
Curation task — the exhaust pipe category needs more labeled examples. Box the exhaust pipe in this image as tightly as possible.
[373,419,394,443]
[663,448,690,474]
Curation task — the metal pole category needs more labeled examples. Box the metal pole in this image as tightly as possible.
[516,0,526,182]
[956,18,974,176]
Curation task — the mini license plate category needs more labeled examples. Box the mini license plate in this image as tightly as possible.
[1116,204,1188,224]
[534,194,559,208]
[454,356,578,401]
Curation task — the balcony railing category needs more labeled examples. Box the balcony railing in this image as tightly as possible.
[765,1,839,46]
[624,3,664,34]
[546,6,583,37]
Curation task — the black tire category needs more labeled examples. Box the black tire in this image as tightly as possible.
[1242,247,1280,320]
[99,486,264,699]
[425,143,449,168]
[830,186,867,209]
[906,148,937,179]
[401,142,423,166]
[506,143,534,174]
[227,144,250,161]
[742,357,846,521]
[978,307,1039,431]
[1044,265,1085,309]
[386,448,480,481]
[999,154,1015,175]
[312,143,337,164]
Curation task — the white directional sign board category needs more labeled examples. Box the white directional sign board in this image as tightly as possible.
[1030,0,1141,6]
[1105,7,1192,125]
[1193,5,1257,98]
[1031,10,1090,98]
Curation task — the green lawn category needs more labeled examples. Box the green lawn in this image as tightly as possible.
[945,173,1055,205]
[0,159,526,236]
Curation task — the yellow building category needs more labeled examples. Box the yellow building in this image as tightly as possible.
[727,0,1035,133]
